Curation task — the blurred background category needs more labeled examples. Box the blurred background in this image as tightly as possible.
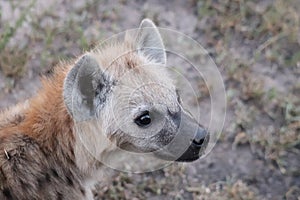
[0,0,299,199]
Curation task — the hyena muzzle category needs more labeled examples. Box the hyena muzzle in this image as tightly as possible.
[0,19,209,199]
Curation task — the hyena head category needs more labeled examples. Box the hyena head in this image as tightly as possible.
[63,19,209,165]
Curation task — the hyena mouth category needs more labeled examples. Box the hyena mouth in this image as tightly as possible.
[172,110,210,162]
[153,123,209,162]
[176,133,210,162]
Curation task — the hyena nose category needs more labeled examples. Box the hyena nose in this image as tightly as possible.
[192,128,208,148]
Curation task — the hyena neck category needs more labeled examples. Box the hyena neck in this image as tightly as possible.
[21,65,106,176]
[21,65,78,171]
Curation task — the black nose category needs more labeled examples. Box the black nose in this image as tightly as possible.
[192,128,208,148]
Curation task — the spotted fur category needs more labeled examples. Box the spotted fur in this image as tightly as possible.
[0,19,170,200]
[0,19,208,200]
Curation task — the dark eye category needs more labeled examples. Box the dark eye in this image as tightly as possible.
[134,111,151,127]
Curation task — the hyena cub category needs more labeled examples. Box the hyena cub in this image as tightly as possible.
[0,19,209,199]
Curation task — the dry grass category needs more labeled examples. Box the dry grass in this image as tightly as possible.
[187,179,259,200]
[197,0,300,168]
[0,0,299,199]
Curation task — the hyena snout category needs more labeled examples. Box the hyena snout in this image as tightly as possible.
[155,110,209,162]
[175,125,209,162]
[174,111,209,162]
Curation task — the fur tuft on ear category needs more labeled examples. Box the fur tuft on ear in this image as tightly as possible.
[63,54,112,122]
[136,19,166,65]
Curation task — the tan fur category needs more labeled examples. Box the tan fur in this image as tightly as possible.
[0,34,172,200]
[0,20,204,200]
[0,63,89,199]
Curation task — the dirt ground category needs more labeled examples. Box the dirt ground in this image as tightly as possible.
[0,0,299,199]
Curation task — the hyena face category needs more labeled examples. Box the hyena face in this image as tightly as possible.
[63,19,209,164]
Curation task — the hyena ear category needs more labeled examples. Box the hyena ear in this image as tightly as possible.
[63,54,111,121]
[136,19,166,65]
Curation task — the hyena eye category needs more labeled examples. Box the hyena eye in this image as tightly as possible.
[134,111,151,127]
